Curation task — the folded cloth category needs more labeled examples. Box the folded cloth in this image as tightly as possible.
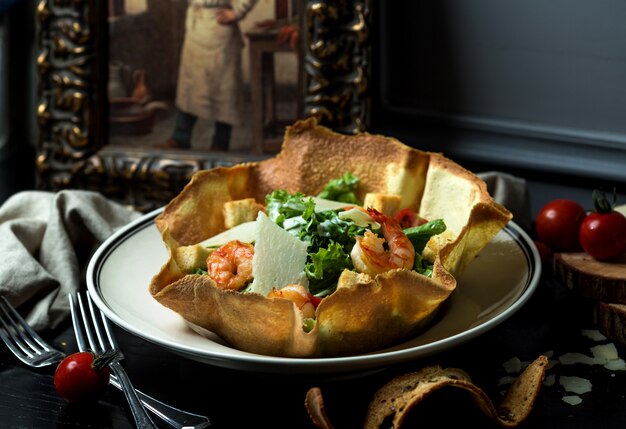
[479,171,531,233]
[0,190,140,331]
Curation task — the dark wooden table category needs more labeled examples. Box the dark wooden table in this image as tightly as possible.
[2,272,625,428]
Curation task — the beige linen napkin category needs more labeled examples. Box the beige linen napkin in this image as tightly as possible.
[479,171,531,232]
[0,190,140,331]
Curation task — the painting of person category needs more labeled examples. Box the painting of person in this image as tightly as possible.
[107,1,299,152]
[157,0,258,151]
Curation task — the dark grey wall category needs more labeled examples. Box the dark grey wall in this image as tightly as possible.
[372,0,626,185]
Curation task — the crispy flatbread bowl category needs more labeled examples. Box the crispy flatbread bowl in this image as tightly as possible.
[149,118,512,357]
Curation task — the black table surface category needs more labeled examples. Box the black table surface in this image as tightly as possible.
[2,275,625,428]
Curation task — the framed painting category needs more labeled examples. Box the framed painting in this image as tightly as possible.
[35,0,371,211]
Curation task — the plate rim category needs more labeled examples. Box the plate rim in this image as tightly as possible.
[87,207,541,373]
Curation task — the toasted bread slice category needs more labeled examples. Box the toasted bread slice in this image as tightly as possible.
[361,355,547,428]
[363,193,402,216]
[223,198,263,229]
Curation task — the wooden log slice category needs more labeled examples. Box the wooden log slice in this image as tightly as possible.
[554,251,626,345]
[554,252,626,304]
[594,302,626,345]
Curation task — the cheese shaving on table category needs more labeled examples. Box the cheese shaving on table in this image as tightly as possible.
[559,376,592,395]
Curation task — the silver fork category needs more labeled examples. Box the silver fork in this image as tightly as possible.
[71,292,159,428]
[0,295,210,429]
[0,296,66,367]
[69,293,211,428]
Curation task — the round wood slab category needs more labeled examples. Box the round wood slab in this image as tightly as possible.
[594,302,626,345]
[554,252,626,303]
[554,251,626,344]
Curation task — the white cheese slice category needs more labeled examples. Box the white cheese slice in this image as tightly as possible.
[559,376,592,395]
[497,376,516,386]
[543,374,556,387]
[604,358,626,371]
[196,194,339,249]
[558,352,600,366]
[312,196,380,228]
[311,197,353,211]
[338,207,379,228]
[502,357,523,374]
[198,221,257,248]
[581,329,607,342]
[562,395,583,406]
[590,343,619,362]
[248,212,309,296]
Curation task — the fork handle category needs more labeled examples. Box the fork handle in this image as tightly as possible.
[110,361,160,428]
[109,376,211,429]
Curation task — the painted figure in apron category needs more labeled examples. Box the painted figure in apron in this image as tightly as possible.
[160,0,258,151]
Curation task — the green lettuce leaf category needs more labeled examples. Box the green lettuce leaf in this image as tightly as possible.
[305,241,353,296]
[404,219,446,277]
[412,252,434,277]
[403,219,447,253]
[317,172,361,204]
[266,189,369,296]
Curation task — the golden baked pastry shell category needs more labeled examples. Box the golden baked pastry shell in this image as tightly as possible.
[149,119,512,357]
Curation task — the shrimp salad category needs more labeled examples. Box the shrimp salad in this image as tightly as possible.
[195,173,447,327]
[149,120,513,356]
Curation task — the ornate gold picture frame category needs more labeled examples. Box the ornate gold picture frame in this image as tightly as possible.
[35,0,371,211]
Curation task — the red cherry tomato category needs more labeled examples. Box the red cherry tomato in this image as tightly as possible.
[308,293,322,309]
[579,190,626,261]
[533,240,553,269]
[535,199,586,251]
[395,208,416,228]
[395,208,427,229]
[54,351,115,403]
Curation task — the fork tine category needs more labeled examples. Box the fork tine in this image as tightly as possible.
[87,293,121,354]
[69,293,88,352]
[99,310,119,352]
[86,293,117,355]
[0,297,33,360]
[70,293,113,356]
[0,297,52,353]
[0,296,65,367]
[0,301,31,362]
[76,293,104,354]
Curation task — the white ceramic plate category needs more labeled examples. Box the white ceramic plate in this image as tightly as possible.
[87,208,541,375]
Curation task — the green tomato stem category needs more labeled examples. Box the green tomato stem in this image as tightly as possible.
[592,188,617,214]
[91,350,119,371]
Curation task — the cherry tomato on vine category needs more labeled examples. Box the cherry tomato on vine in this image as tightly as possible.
[579,189,626,261]
[54,351,116,403]
[535,199,587,252]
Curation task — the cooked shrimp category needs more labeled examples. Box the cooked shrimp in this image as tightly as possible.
[350,208,415,276]
[268,284,316,319]
[206,240,254,290]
